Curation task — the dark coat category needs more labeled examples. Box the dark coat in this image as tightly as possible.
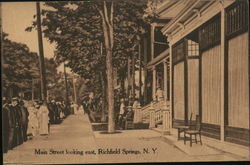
[20,105,29,125]
[3,103,10,152]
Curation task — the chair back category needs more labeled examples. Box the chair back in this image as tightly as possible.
[195,115,201,131]
[188,113,193,126]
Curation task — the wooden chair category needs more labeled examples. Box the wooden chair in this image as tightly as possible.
[175,113,193,140]
[184,115,202,147]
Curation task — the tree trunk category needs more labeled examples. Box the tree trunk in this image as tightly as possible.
[100,71,107,122]
[98,1,115,133]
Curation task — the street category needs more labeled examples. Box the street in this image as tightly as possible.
[3,113,241,164]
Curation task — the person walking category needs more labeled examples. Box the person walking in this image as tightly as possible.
[47,100,55,124]
[7,98,17,150]
[38,101,49,135]
[118,98,126,129]
[3,97,10,153]
[27,101,40,137]
[11,97,23,147]
[19,100,29,142]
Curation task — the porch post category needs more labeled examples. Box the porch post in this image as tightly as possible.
[162,101,171,135]
[149,102,156,128]
[152,66,157,101]
[151,23,156,60]
[163,59,168,101]
[169,41,173,129]
[220,1,225,142]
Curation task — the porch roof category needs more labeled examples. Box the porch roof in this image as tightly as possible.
[147,49,169,69]
[161,0,215,35]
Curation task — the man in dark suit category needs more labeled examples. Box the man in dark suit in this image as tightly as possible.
[19,100,29,142]
[3,97,10,153]
[8,97,19,149]
[47,100,55,124]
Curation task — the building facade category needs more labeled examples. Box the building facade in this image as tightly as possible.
[136,0,249,146]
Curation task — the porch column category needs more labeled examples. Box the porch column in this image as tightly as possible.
[151,23,156,60]
[220,2,225,142]
[152,66,157,101]
[163,59,168,101]
[162,101,171,135]
[149,102,156,128]
[169,41,173,129]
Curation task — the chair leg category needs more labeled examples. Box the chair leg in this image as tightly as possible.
[184,132,186,145]
[190,134,192,147]
[199,133,202,145]
[195,134,197,144]
[178,129,180,140]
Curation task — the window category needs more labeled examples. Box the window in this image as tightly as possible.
[187,40,199,57]
[226,1,249,39]
[172,40,185,64]
[198,15,221,51]
[154,27,168,58]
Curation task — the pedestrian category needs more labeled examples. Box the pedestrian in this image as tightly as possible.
[47,100,55,124]
[19,100,29,142]
[27,101,39,137]
[118,98,126,129]
[121,106,134,129]
[82,99,89,115]
[87,98,96,122]
[11,97,23,147]
[38,101,49,135]
[3,97,10,153]
[7,98,16,150]
[54,101,60,123]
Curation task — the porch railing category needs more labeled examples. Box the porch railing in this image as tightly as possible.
[141,103,151,123]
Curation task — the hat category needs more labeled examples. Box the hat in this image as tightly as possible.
[12,97,18,101]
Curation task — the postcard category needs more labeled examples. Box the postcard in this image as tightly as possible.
[2,0,250,164]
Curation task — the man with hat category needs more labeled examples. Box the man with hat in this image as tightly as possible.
[3,97,10,153]
[47,99,55,124]
[9,97,23,148]
[19,100,29,142]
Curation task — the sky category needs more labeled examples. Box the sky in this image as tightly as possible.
[2,2,70,73]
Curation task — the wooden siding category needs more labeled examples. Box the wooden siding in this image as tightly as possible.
[173,62,185,120]
[228,32,249,129]
[201,45,221,125]
[188,59,199,120]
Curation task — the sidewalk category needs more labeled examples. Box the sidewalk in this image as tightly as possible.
[152,127,250,161]
[3,114,98,164]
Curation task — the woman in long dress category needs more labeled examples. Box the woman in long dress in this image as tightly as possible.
[38,102,49,135]
[27,102,39,137]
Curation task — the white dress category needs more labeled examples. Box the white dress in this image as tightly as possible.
[27,107,39,136]
[38,105,49,135]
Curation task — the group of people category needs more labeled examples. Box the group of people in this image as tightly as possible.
[2,97,70,154]
[47,100,69,124]
[3,97,48,153]
[116,98,136,129]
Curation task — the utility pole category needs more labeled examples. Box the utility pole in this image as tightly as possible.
[36,2,47,102]
[72,75,77,104]
[64,63,70,107]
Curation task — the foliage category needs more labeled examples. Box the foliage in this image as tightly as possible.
[2,33,61,99]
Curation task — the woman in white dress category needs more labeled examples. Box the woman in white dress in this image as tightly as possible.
[38,102,49,135]
[27,101,39,137]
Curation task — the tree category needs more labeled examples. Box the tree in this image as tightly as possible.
[26,0,154,133]
[2,32,61,100]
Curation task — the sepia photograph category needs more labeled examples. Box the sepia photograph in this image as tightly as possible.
[1,0,250,164]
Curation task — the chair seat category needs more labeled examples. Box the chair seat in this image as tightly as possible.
[185,130,200,134]
[176,126,189,129]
